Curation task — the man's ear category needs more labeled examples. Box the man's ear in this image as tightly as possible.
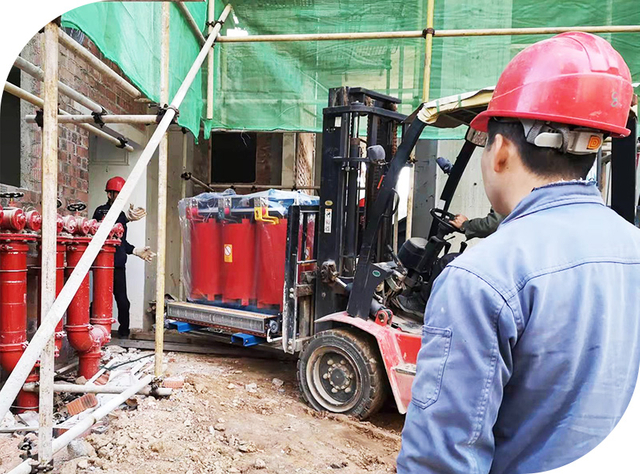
[491,134,515,174]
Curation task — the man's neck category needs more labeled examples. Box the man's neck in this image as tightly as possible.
[503,174,567,215]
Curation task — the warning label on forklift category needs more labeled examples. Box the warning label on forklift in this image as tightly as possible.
[324,209,332,233]
[224,244,233,262]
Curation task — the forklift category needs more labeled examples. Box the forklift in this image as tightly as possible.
[168,86,638,419]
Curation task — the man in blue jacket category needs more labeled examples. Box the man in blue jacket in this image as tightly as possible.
[398,32,640,473]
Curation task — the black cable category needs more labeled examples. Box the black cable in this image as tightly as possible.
[100,353,153,371]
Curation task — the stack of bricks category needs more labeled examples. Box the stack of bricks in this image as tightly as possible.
[1,28,146,213]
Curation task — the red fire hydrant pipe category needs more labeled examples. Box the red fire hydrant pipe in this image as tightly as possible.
[65,237,102,378]
[0,234,39,411]
[65,226,120,379]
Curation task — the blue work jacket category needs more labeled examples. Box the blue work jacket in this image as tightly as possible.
[397,181,640,474]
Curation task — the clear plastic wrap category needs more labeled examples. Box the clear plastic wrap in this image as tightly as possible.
[179,189,319,313]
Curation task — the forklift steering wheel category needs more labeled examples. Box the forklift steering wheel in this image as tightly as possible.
[430,208,461,234]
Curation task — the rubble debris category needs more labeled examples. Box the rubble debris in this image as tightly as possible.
[254,458,266,469]
[75,376,88,385]
[271,378,284,389]
[107,344,126,354]
[245,383,257,393]
[67,438,97,459]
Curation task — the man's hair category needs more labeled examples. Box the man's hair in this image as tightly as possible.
[486,119,596,180]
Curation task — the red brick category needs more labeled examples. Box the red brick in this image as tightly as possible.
[66,393,98,416]
[162,376,185,389]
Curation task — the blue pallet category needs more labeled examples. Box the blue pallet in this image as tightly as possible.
[231,333,265,347]
[167,320,203,333]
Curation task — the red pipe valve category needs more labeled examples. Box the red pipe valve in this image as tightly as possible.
[25,210,42,232]
[1,208,26,232]
[62,215,77,234]
[74,217,92,236]
[110,223,124,239]
[88,219,99,235]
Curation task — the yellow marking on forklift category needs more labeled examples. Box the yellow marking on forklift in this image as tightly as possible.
[224,244,233,262]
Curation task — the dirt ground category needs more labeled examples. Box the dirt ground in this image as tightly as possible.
[1,351,405,474]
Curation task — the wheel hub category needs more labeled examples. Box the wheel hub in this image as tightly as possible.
[323,358,352,393]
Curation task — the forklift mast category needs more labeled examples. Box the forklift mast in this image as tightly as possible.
[315,87,406,319]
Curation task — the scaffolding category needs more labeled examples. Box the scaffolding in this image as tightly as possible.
[0,1,639,471]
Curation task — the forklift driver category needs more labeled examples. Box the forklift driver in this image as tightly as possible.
[451,208,504,239]
[398,32,640,473]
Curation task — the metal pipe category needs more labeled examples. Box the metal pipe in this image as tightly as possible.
[57,28,142,99]
[216,24,640,42]
[181,172,215,192]
[206,183,321,190]
[176,2,206,46]
[38,22,59,465]
[22,382,171,397]
[155,1,171,378]
[14,56,104,114]
[0,4,233,423]
[3,82,134,152]
[179,132,188,301]
[406,0,436,243]
[8,375,154,474]
[25,114,157,124]
[206,0,216,120]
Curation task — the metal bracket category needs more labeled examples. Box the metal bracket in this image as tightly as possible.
[34,110,44,128]
[91,109,107,128]
[156,104,180,124]
[115,137,129,149]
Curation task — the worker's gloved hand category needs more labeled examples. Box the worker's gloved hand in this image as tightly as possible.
[133,246,156,262]
[126,204,147,222]
[451,214,468,230]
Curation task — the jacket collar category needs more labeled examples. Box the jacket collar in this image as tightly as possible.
[501,180,604,226]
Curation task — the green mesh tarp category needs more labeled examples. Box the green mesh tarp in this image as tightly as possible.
[61,2,207,138]
[62,1,640,141]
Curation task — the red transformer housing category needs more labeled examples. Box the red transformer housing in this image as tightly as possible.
[221,219,256,306]
[188,208,222,301]
[255,219,288,310]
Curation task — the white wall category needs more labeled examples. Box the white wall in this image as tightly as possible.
[88,125,148,331]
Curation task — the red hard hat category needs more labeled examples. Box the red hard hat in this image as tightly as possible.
[471,32,633,137]
[105,176,125,192]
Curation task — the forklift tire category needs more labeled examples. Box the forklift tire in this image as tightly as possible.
[297,328,387,420]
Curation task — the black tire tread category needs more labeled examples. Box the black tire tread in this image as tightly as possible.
[296,328,387,419]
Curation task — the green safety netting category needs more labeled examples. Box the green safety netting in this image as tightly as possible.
[62,1,640,141]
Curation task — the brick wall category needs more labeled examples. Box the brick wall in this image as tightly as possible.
[0,29,145,214]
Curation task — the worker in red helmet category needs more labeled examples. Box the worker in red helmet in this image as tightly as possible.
[398,32,640,473]
[93,176,155,338]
